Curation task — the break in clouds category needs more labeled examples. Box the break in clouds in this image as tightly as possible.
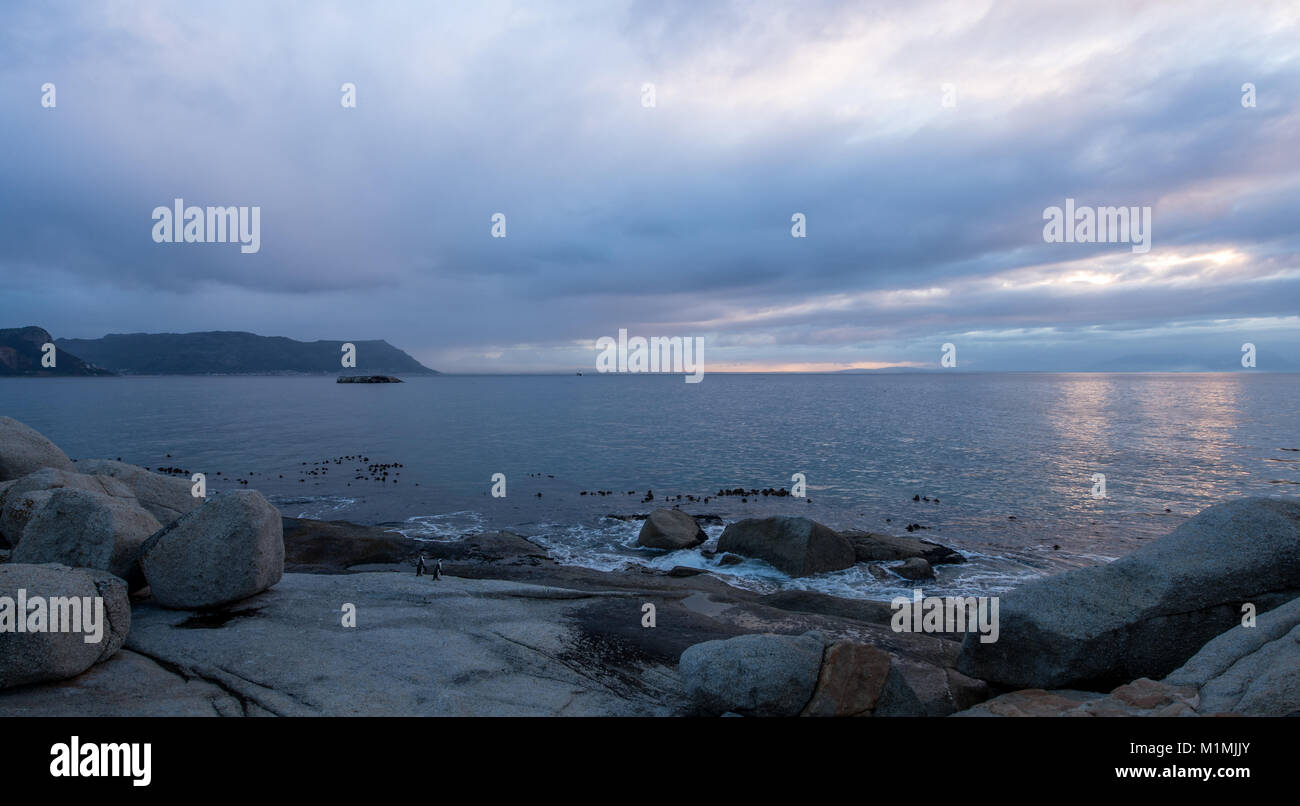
[1,0,1299,372]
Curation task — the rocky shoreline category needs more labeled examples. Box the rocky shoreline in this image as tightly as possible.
[2,414,1298,717]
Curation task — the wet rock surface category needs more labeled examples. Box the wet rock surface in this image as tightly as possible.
[718,516,855,576]
[637,508,707,550]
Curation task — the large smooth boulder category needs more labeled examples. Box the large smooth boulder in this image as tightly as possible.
[637,509,707,550]
[0,468,136,546]
[680,631,825,716]
[0,417,73,482]
[0,563,130,689]
[13,489,161,590]
[73,459,200,524]
[840,529,965,564]
[1165,595,1300,716]
[139,490,284,609]
[894,557,935,581]
[959,497,1300,690]
[717,517,854,576]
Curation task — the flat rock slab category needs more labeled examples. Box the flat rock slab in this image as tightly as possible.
[109,573,687,716]
[0,649,242,717]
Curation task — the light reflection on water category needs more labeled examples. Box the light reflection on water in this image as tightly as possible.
[2,372,1296,598]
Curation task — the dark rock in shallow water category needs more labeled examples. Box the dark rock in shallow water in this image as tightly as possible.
[637,508,706,550]
[282,518,422,571]
[336,375,403,383]
[607,512,724,524]
[866,564,891,582]
[894,557,935,581]
[431,531,552,564]
[958,497,1300,690]
[839,529,965,564]
[718,516,854,577]
[667,566,707,577]
[281,518,552,573]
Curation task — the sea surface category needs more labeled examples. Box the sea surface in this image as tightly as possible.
[3,373,1298,601]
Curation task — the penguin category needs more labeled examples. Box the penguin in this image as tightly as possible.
[433,559,442,580]
[416,554,426,577]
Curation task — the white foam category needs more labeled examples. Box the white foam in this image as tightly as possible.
[396,511,487,541]
[384,512,1054,600]
[270,495,358,520]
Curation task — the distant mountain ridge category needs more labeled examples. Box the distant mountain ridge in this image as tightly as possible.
[55,331,438,375]
[0,326,115,376]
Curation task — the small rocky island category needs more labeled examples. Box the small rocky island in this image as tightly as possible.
[336,376,403,383]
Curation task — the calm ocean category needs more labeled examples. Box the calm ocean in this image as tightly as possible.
[3,373,1297,600]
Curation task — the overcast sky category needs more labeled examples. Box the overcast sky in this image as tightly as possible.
[2,0,1298,372]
